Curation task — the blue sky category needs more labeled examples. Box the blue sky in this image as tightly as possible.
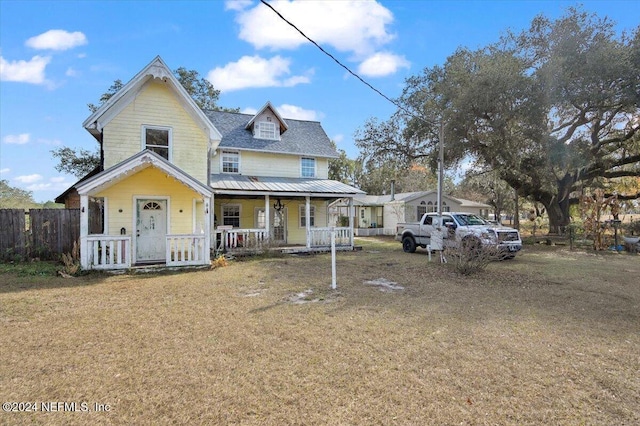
[1,0,638,202]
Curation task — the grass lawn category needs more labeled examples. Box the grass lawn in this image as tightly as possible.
[1,238,639,425]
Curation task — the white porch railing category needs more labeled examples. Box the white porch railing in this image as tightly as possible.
[215,228,269,251]
[307,227,352,248]
[85,236,131,270]
[166,234,207,266]
[213,227,353,253]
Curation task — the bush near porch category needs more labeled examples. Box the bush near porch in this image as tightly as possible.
[1,239,638,425]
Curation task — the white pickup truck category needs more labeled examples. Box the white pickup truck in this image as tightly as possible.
[395,212,522,258]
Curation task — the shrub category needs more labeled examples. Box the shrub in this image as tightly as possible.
[211,254,228,269]
[444,243,502,276]
[59,241,80,276]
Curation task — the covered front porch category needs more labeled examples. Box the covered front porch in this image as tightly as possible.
[210,174,364,255]
[76,151,214,270]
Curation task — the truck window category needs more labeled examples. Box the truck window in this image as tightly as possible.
[424,215,433,225]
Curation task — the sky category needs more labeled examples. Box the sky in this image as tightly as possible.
[1,0,638,203]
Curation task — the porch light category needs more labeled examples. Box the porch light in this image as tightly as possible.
[274,198,284,212]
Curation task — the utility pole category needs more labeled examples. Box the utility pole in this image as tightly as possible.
[437,121,444,218]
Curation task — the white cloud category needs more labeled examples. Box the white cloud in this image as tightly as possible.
[207,55,311,91]
[25,177,73,192]
[0,168,10,174]
[332,134,344,144]
[241,104,319,120]
[36,138,62,146]
[25,29,88,51]
[0,55,51,84]
[3,133,30,144]
[224,0,253,11]
[358,52,410,77]
[65,67,79,77]
[234,0,394,57]
[277,104,319,121]
[15,174,43,184]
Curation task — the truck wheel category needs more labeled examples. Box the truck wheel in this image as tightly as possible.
[402,236,417,253]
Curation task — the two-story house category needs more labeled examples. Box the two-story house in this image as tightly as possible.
[58,56,363,270]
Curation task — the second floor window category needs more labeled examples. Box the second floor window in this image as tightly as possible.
[222,151,239,173]
[301,157,316,178]
[144,126,171,160]
[257,122,277,140]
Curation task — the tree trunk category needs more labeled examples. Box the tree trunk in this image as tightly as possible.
[513,189,520,230]
[544,198,572,235]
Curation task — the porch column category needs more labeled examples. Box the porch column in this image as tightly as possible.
[349,197,354,248]
[306,196,311,249]
[204,196,211,260]
[264,194,270,239]
[80,194,89,269]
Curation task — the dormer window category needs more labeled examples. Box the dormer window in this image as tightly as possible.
[257,121,277,140]
[143,126,171,160]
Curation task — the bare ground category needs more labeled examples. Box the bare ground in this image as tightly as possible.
[1,238,639,425]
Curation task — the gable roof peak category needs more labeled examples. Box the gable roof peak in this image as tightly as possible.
[81,55,221,144]
[245,101,289,133]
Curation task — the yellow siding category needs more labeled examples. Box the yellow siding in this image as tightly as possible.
[211,150,329,179]
[103,80,209,182]
[97,167,203,237]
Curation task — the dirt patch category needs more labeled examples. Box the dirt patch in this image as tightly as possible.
[363,277,404,292]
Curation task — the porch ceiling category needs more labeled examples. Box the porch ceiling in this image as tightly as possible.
[210,174,364,198]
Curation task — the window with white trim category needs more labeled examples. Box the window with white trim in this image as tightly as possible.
[299,205,315,227]
[427,201,450,213]
[257,121,277,140]
[301,157,316,178]
[144,126,171,160]
[222,205,241,227]
[222,151,240,173]
[417,201,427,218]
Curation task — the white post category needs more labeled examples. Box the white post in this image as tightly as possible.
[265,195,270,239]
[80,194,89,269]
[331,228,337,290]
[204,197,211,261]
[348,197,354,248]
[305,196,311,249]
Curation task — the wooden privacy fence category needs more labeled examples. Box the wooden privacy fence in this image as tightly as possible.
[0,209,80,261]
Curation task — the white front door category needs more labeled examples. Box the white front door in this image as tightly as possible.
[136,199,167,262]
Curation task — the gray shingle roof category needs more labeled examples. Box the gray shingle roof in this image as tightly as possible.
[211,174,364,196]
[205,110,339,158]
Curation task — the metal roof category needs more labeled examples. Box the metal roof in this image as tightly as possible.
[206,110,339,158]
[331,190,491,208]
[210,174,364,197]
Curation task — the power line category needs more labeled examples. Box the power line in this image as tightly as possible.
[259,0,406,114]
[260,0,445,216]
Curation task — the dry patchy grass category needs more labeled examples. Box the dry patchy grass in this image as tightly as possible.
[1,239,639,425]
